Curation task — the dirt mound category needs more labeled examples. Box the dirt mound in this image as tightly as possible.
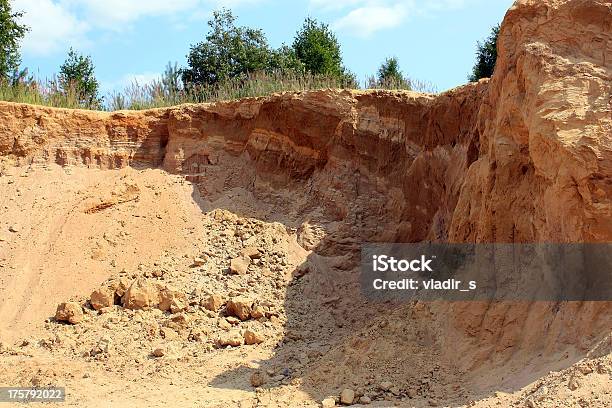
[0,0,610,406]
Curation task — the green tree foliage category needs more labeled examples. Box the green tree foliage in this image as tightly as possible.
[269,45,305,74]
[368,57,411,89]
[182,9,275,85]
[469,24,500,82]
[59,48,101,108]
[0,0,29,81]
[292,18,343,76]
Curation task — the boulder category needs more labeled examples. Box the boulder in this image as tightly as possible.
[226,297,253,321]
[55,302,83,324]
[158,285,187,312]
[217,331,243,347]
[123,279,160,309]
[243,329,265,345]
[229,256,250,275]
[90,286,116,310]
[340,389,355,405]
[201,294,225,312]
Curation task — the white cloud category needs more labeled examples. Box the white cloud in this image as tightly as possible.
[332,3,408,37]
[312,0,470,37]
[13,0,89,55]
[13,0,267,57]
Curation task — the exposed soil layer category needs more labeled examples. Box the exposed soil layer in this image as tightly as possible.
[0,0,610,407]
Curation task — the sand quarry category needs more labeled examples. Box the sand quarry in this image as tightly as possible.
[0,0,611,407]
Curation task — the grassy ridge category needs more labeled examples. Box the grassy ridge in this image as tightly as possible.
[0,72,438,111]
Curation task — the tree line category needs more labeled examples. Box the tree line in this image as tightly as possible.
[0,0,500,109]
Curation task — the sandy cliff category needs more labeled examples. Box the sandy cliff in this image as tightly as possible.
[0,0,610,406]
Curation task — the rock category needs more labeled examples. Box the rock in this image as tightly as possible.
[240,246,261,259]
[243,329,265,345]
[379,381,392,391]
[217,331,243,347]
[321,398,336,408]
[358,396,371,405]
[226,316,240,325]
[55,302,83,324]
[8,225,19,233]
[192,257,206,267]
[229,255,250,275]
[340,389,355,405]
[90,286,116,310]
[112,277,131,297]
[201,294,224,312]
[158,285,187,312]
[226,297,253,320]
[217,318,232,330]
[250,370,267,387]
[250,304,266,319]
[525,399,537,408]
[152,347,165,357]
[568,376,580,391]
[123,279,160,309]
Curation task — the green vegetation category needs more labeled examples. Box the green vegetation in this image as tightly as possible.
[367,57,411,90]
[0,7,440,111]
[58,48,102,109]
[0,0,28,81]
[469,24,500,82]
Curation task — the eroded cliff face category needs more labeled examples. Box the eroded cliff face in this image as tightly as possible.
[0,0,609,382]
[0,84,485,246]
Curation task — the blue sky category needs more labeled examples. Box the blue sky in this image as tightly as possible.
[13,0,513,94]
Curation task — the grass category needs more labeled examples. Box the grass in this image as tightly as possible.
[0,71,438,111]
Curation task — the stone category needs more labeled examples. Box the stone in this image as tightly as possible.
[226,316,240,325]
[321,397,336,408]
[243,329,265,345]
[8,225,19,233]
[90,286,116,310]
[152,347,165,357]
[358,396,371,404]
[340,389,355,405]
[226,297,253,321]
[250,304,266,319]
[192,257,206,267]
[229,255,250,275]
[158,285,187,312]
[250,370,267,387]
[240,246,261,259]
[379,381,392,391]
[568,376,580,391]
[123,279,160,310]
[217,318,232,330]
[55,302,83,324]
[201,294,224,312]
[217,331,243,347]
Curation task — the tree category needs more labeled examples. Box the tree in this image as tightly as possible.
[59,48,101,108]
[292,18,344,77]
[269,45,305,74]
[369,57,411,89]
[0,0,29,81]
[469,24,500,82]
[182,9,273,86]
